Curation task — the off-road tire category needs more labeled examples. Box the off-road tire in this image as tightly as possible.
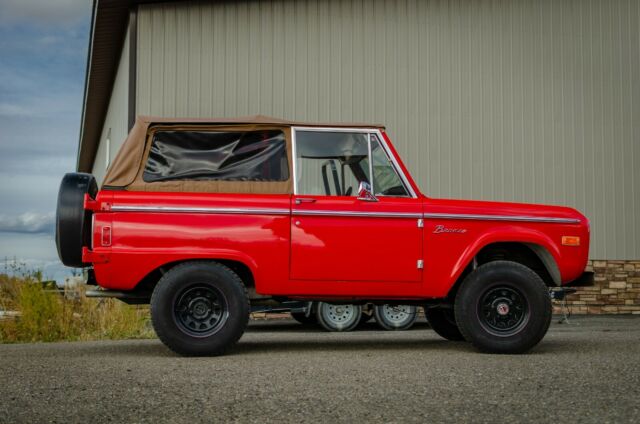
[424,307,465,341]
[55,172,97,267]
[454,260,552,354]
[150,261,250,356]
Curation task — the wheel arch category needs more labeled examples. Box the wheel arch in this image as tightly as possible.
[132,255,257,295]
[446,237,561,300]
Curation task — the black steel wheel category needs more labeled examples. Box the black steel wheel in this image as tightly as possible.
[454,260,552,354]
[174,285,228,337]
[151,261,249,356]
[478,286,528,337]
[424,307,465,341]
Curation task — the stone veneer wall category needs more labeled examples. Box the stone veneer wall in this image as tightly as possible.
[555,260,640,315]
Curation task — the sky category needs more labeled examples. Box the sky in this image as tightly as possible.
[0,0,92,281]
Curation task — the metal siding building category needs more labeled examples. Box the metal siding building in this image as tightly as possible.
[84,0,640,260]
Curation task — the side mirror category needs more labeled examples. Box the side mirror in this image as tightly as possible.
[357,181,378,202]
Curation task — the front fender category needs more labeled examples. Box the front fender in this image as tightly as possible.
[447,226,562,290]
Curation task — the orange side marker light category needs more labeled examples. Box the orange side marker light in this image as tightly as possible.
[562,236,580,246]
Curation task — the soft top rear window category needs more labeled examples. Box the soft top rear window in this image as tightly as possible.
[143,130,289,182]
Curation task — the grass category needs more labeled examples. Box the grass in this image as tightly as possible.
[0,271,154,343]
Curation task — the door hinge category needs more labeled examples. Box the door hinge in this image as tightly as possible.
[417,259,424,269]
[417,218,424,228]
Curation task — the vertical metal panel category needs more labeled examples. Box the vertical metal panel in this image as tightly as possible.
[93,26,130,184]
[134,0,640,259]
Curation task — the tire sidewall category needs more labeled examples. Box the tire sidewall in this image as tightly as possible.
[151,262,249,356]
[455,261,552,354]
[424,307,465,341]
[56,173,97,267]
[373,304,418,331]
[316,302,362,332]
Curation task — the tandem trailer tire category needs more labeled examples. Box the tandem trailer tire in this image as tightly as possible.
[454,260,552,354]
[373,304,418,331]
[316,302,362,332]
[424,307,465,341]
[291,311,317,325]
[150,261,250,356]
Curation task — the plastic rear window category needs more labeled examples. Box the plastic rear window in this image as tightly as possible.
[143,130,289,182]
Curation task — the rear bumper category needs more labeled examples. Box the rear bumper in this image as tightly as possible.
[565,271,594,287]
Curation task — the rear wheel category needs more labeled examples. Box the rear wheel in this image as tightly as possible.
[373,304,418,331]
[150,261,250,356]
[424,307,465,341]
[316,302,362,332]
[454,260,552,354]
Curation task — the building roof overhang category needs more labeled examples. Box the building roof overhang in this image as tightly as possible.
[77,0,135,172]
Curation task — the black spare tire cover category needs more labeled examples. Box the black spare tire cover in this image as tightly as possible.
[56,173,98,267]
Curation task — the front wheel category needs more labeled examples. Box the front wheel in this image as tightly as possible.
[373,304,418,331]
[454,260,552,354]
[316,302,362,332]
[150,261,250,356]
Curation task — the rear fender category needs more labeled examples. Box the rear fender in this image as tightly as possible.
[96,249,260,292]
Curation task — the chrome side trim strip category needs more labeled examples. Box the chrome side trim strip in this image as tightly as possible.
[423,212,580,224]
[110,205,290,215]
[292,209,422,219]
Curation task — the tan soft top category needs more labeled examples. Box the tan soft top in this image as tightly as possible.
[102,115,384,193]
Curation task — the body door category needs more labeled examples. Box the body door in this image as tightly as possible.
[290,129,423,284]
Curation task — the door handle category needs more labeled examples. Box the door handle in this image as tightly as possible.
[295,198,317,204]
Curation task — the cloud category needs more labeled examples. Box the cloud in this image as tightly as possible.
[0,0,92,28]
[0,102,31,117]
[0,211,55,234]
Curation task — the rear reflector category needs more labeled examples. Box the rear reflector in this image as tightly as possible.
[562,236,580,246]
[101,226,112,246]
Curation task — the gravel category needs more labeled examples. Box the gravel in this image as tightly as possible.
[1,316,639,423]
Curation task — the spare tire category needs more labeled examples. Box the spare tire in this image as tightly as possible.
[55,173,98,267]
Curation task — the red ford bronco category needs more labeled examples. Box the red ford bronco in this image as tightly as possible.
[56,116,592,355]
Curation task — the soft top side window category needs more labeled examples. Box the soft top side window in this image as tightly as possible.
[143,130,289,182]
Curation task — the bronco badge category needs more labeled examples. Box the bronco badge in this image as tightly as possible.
[433,225,467,234]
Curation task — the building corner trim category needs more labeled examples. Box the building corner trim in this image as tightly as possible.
[127,5,138,131]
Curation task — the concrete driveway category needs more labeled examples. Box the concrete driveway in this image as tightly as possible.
[1,316,638,423]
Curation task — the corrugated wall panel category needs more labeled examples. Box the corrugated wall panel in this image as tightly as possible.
[93,26,130,184]
[135,0,640,259]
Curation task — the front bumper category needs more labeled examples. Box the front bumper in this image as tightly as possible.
[565,271,595,287]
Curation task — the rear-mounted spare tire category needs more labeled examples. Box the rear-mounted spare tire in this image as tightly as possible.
[55,173,97,267]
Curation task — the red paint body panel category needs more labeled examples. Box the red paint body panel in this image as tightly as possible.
[290,195,422,283]
[87,131,590,301]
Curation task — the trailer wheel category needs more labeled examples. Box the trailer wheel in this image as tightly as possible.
[373,304,418,331]
[291,311,317,325]
[316,302,362,332]
[151,261,250,356]
[454,260,552,354]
